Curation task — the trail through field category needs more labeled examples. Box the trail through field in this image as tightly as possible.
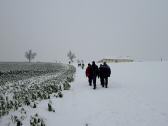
[43,62,168,126]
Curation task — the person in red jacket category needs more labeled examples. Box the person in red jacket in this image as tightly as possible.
[85,63,92,86]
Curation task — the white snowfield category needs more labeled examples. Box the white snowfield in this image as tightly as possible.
[1,61,168,126]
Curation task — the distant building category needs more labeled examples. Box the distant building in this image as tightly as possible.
[98,58,133,63]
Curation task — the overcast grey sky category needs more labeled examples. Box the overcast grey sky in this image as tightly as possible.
[0,0,168,63]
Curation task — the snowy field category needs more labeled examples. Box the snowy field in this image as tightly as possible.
[0,62,76,126]
[0,61,168,126]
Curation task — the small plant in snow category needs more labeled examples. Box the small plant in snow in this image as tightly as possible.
[33,103,37,108]
[67,76,74,83]
[59,85,62,91]
[30,102,37,108]
[24,96,30,106]
[63,80,71,90]
[10,115,22,126]
[20,108,25,113]
[57,91,63,98]
[16,119,22,126]
[30,113,46,126]
[48,100,55,112]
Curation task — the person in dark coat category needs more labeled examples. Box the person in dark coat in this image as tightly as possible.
[102,62,111,88]
[85,63,92,86]
[99,64,104,87]
[82,63,85,69]
[91,61,99,89]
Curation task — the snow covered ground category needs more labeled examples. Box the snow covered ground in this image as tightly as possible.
[1,61,168,126]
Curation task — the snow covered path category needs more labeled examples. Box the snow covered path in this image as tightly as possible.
[43,62,168,126]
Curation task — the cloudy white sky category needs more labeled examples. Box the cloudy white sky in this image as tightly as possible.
[0,0,168,63]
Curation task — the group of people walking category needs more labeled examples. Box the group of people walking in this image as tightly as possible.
[85,61,111,89]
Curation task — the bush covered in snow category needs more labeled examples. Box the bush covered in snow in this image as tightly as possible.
[30,113,45,126]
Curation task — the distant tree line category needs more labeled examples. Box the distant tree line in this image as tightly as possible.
[25,49,77,64]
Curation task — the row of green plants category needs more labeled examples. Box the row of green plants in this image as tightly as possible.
[0,63,65,86]
[0,65,76,118]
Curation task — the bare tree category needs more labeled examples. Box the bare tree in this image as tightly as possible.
[67,50,76,63]
[25,49,37,63]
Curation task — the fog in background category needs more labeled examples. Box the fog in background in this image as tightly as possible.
[0,0,168,63]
